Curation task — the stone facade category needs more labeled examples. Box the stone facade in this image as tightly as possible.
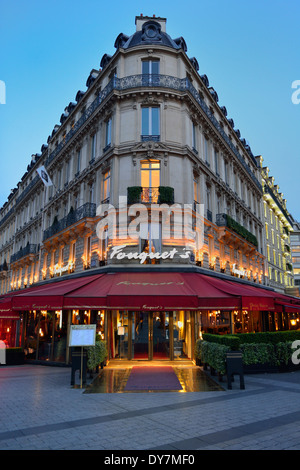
[256,156,294,293]
[0,15,287,294]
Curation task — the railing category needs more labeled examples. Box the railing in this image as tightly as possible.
[263,185,293,226]
[206,209,212,222]
[0,262,8,272]
[127,186,174,205]
[44,74,261,189]
[10,244,38,264]
[141,135,160,142]
[43,203,96,241]
[141,187,160,203]
[6,74,262,218]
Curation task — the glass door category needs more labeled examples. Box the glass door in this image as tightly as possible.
[152,312,170,360]
[133,312,149,359]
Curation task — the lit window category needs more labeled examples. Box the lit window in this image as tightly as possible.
[140,222,161,264]
[102,170,110,203]
[141,160,160,202]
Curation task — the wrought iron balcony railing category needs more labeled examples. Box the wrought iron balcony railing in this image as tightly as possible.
[141,187,160,203]
[127,186,174,205]
[2,72,263,225]
[10,244,38,264]
[44,74,261,190]
[43,203,96,241]
[5,74,262,218]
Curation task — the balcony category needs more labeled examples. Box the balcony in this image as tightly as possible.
[216,213,258,247]
[43,203,96,241]
[0,261,8,278]
[127,186,174,205]
[206,209,212,222]
[10,244,38,264]
[141,135,160,142]
[42,74,261,194]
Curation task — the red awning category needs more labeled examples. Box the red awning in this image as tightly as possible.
[201,275,276,310]
[0,311,20,319]
[6,270,292,312]
[64,272,199,310]
[63,272,241,310]
[0,297,20,319]
[12,274,104,310]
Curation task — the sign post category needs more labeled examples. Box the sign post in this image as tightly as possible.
[69,325,96,388]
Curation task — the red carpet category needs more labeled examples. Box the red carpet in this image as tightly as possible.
[124,366,183,391]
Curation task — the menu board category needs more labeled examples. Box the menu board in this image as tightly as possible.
[69,325,96,347]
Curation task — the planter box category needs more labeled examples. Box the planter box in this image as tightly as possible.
[6,348,25,365]
[243,363,279,374]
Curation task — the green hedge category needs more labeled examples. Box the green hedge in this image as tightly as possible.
[196,340,229,375]
[202,333,240,350]
[127,186,142,204]
[235,331,300,345]
[87,339,107,370]
[196,336,300,373]
[226,214,258,247]
[240,343,275,366]
[158,186,174,204]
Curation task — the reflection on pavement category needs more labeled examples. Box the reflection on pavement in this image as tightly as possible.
[84,367,224,393]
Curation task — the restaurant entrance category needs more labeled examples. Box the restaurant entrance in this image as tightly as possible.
[112,310,194,361]
[133,312,169,360]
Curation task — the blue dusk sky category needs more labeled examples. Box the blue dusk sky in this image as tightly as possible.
[1,0,300,220]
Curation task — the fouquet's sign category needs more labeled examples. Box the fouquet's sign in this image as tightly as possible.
[110,245,192,264]
[52,262,75,276]
[232,263,248,277]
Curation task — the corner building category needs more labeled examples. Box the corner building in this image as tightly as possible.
[1,16,300,363]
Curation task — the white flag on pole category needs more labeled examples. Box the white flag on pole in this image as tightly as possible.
[36,166,53,187]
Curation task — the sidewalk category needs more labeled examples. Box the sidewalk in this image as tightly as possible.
[0,363,300,450]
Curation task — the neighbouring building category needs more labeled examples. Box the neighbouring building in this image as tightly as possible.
[256,156,294,294]
[1,15,300,364]
[290,218,300,296]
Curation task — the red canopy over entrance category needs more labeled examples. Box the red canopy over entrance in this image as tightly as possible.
[62,272,238,311]
[9,270,300,312]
